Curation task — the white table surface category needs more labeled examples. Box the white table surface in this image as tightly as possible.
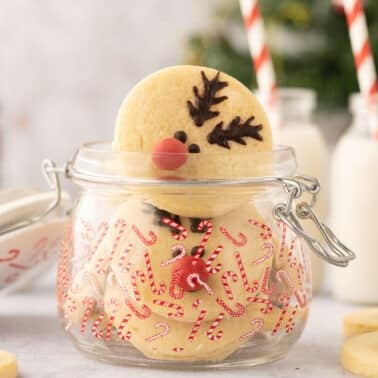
[0,283,358,378]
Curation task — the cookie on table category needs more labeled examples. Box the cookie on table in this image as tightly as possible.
[341,331,378,377]
[113,65,273,218]
[343,308,378,337]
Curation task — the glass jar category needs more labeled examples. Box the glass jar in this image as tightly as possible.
[272,88,328,294]
[330,94,378,304]
[55,142,353,368]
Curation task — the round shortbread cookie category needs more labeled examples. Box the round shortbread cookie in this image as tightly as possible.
[0,350,17,378]
[113,65,273,218]
[341,331,378,377]
[102,198,274,322]
[343,308,378,337]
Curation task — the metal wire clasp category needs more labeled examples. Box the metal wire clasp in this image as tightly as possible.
[274,175,355,267]
[0,160,68,236]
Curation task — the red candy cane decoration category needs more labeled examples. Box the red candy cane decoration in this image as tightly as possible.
[216,298,246,318]
[188,309,207,342]
[0,249,29,270]
[207,312,225,341]
[253,242,274,266]
[172,347,184,352]
[187,273,214,296]
[80,297,95,334]
[235,251,259,293]
[144,251,166,295]
[161,245,186,267]
[277,221,287,259]
[152,299,184,318]
[145,322,171,342]
[125,299,151,320]
[247,296,273,314]
[169,269,185,300]
[285,305,298,334]
[205,246,223,274]
[91,313,107,339]
[161,218,187,241]
[276,269,295,291]
[271,292,291,335]
[248,219,272,240]
[117,313,132,341]
[261,266,275,295]
[118,244,133,272]
[219,226,247,247]
[130,270,146,301]
[132,224,157,246]
[88,221,109,260]
[239,318,264,341]
[193,220,213,261]
[221,271,238,300]
[110,219,127,257]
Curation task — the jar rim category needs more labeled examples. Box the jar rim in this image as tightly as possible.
[69,141,297,187]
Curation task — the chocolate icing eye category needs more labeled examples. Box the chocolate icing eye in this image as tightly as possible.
[188,144,200,153]
[174,130,187,144]
[191,246,205,258]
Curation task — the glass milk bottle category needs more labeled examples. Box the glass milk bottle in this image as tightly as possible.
[331,94,378,304]
[273,88,328,293]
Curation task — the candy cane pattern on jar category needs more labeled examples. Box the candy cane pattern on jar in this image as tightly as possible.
[205,246,223,274]
[130,270,146,301]
[285,305,298,334]
[144,250,166,295]
[253,242,274,266]
[216,298,246,318]
[169,269,185,300]
[117,313,132,341]
[188,309,207,342]
[80,296,95,334]
[271,292,291,335]
[125,299,152,320]
[277,221,287,260]
[276,268,295,291]
[161,217,187,241]
[131,224,157,246]
[261,266,275,295]
[219,226,247,247]
[246,295,273,314]
[234,251,259,293]
[193,220,213,261]
[87,221,109,261]
[145,321,171,342]
[152,299,184,318]
[161,245,186,267]
[118,244,133,273]
[239,318,264,341]
[221,271,239,300]
[248,219,272,240]
[207,312,225,341]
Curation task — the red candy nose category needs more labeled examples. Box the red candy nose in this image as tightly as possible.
[172,255,209,292]
[152,138,188,170]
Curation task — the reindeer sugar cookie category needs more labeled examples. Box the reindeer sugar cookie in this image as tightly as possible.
[113,65,273,218]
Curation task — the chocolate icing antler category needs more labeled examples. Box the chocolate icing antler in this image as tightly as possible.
[187,71,228,127]
[207,116,263,149]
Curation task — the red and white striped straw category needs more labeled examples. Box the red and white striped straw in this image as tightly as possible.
[239,0,281,129]
[342,0,378,139]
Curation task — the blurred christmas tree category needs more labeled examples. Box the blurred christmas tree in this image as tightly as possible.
[184,0,378,110]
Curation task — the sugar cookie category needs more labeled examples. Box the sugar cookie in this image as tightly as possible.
[343,308,378,337]
[341,331,378,377]
[0,350,17,378]
[113,65,273,217]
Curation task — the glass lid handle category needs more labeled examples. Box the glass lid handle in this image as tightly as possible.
[274,175,356,267]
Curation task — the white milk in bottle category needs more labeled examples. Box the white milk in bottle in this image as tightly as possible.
[331,94,378,303]
[273,88,329,293]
